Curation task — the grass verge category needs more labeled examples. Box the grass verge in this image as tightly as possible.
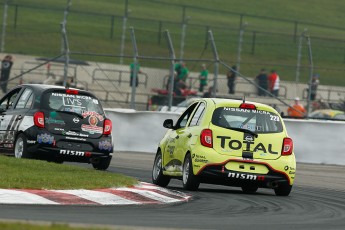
[0,155,137,189]
[0,222,111,230]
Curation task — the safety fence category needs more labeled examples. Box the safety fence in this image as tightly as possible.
[1,0,345,87]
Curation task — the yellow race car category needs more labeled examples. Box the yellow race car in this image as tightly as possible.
[152,98,296,196]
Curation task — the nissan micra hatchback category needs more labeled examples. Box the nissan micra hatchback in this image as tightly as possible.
[0,84,113,170]
[152,98,296,196]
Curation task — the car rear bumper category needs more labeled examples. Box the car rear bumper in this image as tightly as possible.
[27,145,112,163]
[199,163,289,188]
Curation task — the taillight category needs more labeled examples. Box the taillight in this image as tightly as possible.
[239,103,256,110]
[34,111,45,128]
[103,119,112,135]
[200,129,213,148]
[282,137,293,155]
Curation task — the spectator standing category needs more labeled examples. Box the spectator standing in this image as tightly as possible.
[129,62,143,87]
[287,97,306,118]
[255,68,268,96]
[198,63,208,92]
[227,65,237,94]
[175,62,189,83]
[268,70,280,97]
[173,62,189,95]
[309,74,320,101]
[0,55,14,94]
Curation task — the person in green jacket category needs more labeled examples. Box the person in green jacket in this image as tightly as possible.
[198,63,208,92]
[130,62,143,87]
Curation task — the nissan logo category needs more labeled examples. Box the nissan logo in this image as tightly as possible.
[73,117,80,123]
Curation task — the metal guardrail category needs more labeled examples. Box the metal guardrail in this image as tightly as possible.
[302,88,345,102]
[163,75,287,98]
[91,69,148,88]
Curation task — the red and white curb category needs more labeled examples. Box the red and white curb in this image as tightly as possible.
[0,182,192,205]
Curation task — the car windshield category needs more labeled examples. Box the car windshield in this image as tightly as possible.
[212,107,283,133]
[43,91,103,115]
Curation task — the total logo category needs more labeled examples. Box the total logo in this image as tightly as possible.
[217,135,278,154]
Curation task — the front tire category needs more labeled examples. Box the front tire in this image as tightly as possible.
[182,153,200,191]
[92,156,112,170]
[274,183,292,196]
[152,150,170,187]
[14,133,32,159]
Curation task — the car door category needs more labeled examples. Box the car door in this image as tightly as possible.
[162,102,199,173]
[0,87,26,152]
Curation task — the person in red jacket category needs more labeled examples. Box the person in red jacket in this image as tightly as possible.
[268,70,280,97]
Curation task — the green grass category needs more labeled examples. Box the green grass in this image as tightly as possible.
[2,0,345,86]
[0,222,111,230]
[0,156,137,189]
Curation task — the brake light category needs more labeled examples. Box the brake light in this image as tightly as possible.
[34,111,45,128]
[103,119,112,135]
[66,89,79,95]
[200,129,213,148]
[239,103,256,110]
[282,137,293,155]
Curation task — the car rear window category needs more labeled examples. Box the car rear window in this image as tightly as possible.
[43,91,103,115]
[212,107,283,133]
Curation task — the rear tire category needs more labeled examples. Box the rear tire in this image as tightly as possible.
[92,156,112,170]
[152,150,170,187]
[274,183,292,196]
[182,153,200,191]
[14,133,32,159]
[241,185,258,194]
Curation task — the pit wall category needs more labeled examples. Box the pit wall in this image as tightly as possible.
[105,109,345,166]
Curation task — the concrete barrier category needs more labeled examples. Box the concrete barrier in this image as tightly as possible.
[105,109,345,166]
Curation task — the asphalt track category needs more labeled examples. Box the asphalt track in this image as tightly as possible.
[1,151,345,230]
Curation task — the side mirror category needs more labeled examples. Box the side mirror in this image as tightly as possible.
[163,119,174,129]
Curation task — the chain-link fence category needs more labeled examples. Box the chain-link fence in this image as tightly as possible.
[1,0,345,115]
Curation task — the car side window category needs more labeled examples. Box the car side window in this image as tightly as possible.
[0,88,21,110]
[15,88,34,109]
[189,103,205,127]
[175,102,199,129]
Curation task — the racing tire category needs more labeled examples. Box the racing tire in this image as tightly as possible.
[182,153,200,191]
[241,185,259,194]
[274,183,292,196]
[152,150,170,187]
[92,156,112,170]
[14,133,32,159]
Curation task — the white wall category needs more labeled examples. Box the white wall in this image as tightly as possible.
[106,109,345,166]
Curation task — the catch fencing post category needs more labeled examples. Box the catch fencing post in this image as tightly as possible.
[0,0,9,52]
[236,21,247,73]
[295,28,308,97]
[129,27,138,110]
[208,30,219,97]
[61,0,72,87]
[305,33,314,117]
[120,0,129,64]
[165,30,176,111]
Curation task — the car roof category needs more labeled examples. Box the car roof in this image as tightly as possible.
[20,84,94,96]
[201,98,278,113]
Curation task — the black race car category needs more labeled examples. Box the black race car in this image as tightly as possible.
[0,84,113,170]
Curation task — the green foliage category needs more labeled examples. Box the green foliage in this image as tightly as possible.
[0,156,137,189]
